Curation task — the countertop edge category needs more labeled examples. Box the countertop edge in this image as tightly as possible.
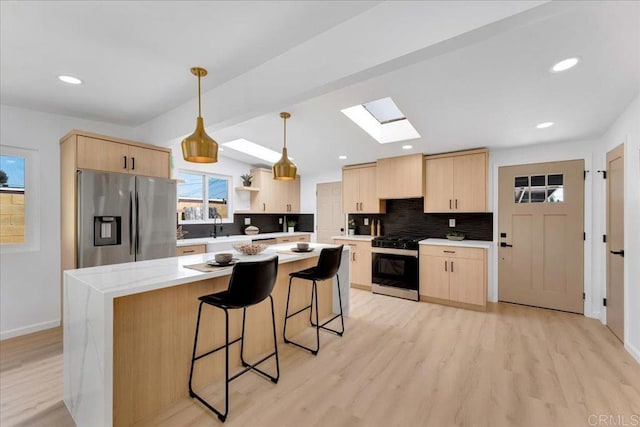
[331,235,375,242]
[418,238,493,249]
[177,232,313,246]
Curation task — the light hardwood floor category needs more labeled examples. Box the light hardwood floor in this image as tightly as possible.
[2,289,639,426]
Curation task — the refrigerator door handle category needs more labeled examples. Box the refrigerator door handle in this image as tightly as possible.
[129,192,134,255]
[135,191,141,255]
[77,171,83,267]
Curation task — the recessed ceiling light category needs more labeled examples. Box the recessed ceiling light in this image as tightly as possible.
[338,155,347,160]
[536,122,554,129]
[550,57,579,73]
[402,145,413,150]
[57,75,83,85]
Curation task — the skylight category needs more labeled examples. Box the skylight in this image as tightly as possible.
[222,138,283,163]
[341,97,420,144]
[363,97,405,124]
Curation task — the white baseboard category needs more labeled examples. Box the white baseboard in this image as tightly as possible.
[626,342,640,365]
[0,319,60,340]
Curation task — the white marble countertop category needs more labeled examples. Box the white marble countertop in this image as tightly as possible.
[418,238,493,249]
[65,243,343,298]
[331,235,375,242]
[176,231,312,246]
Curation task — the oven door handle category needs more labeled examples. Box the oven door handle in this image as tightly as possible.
[371,247,418,257]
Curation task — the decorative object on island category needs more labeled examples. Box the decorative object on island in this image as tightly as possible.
[377,219,381,236]
[241,173,253,187]
[244,225,259,235]
[181,67,218,163]
[273,112,297,180]
[176,226,188,240]
[348,218,356,236]
[446,231,466,241]
[287,219,296,233]
[233,242,267,255]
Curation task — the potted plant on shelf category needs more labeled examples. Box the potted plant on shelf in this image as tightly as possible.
[287,219,296,233]
[241,174,253,187]
[348,219,356,236]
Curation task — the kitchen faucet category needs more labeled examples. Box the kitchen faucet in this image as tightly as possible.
[210,210,223,238]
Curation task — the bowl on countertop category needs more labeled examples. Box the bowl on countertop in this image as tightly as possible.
[244,226,259,235]
[233,242,267,255]
[296,242,309,250]
[445,233,466,241]
[214,253,234,263]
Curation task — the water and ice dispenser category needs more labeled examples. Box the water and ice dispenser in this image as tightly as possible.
[93,216,121,246]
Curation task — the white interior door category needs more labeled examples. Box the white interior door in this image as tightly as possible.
[317,182,343,243]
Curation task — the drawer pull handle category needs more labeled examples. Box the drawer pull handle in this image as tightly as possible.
[443,250,456,253]
[183,250,195,253]
[451,261,454,272]
[444,260,447,272]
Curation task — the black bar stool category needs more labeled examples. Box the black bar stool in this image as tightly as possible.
[188,256,280,422]
[283,245,344,355]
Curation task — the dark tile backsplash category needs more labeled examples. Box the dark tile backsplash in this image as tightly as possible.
[180,213,314,239]
[349,198,493,241]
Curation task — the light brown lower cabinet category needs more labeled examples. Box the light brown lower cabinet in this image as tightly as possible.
[276,234,310,244]
[176,244,205,256]
[419,245,486,310]
[333,239,371,290]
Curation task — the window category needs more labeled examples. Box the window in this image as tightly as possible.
[0,145,39,253]
[177,170,232,223]
[0,154,25,244]
[514,174,564,204]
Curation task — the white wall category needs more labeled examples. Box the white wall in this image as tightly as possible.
[599,94,640,363]
[300,169,343,241]
[0,105,139,339]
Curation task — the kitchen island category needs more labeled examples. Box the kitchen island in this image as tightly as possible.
[63,243,349,427]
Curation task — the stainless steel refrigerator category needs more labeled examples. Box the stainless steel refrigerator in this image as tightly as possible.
[77,170,177,268]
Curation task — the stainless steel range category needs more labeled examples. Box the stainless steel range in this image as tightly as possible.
[371,235,426,301]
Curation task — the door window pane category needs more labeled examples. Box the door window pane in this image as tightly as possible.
[0,155,26,244]
[514,176,529,203]
[546,174,564,202]
[514,173,564,204]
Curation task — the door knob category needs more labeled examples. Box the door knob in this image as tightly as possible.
[500,242,513,247]
[610,250,624,257]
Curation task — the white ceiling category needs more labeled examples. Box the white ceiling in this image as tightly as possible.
[1,1,638,177]
[0,0,380,125]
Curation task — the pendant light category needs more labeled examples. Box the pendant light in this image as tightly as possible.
[273,112,297,180]
[181,67,218,163]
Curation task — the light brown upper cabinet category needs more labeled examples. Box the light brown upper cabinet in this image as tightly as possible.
[376,153,425,199]
[342,163,386,214]
[249,168,301,213]
[424,149,488,213]
[75,134,170,179]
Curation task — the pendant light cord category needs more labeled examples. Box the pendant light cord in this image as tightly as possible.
[283,115,287,148]
[197,74,202,118]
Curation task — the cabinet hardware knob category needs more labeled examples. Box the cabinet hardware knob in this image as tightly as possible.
[131,157,136,170]
[445,260,447,272]
[610,250,624,257]
[451,261,454,272]
[123,156,127,169]
[455,199,458,209]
